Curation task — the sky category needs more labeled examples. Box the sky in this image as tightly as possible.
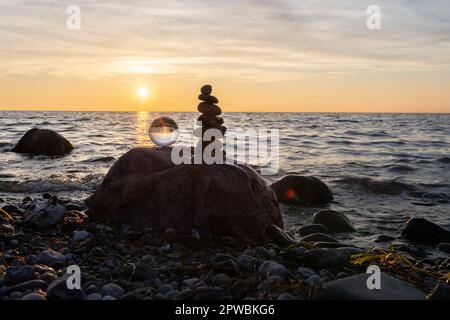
[0,0,450,113]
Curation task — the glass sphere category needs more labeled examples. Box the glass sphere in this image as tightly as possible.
[148,117,179,147]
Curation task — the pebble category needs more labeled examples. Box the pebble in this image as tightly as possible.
[158,284,173,295]
[86,293,102,300]
[297,267,316,279]
[236,255,258,272]
[101,283,124,298]
[47,276,85,300]
[37,249,69,267]
[8,239,19,247]
[21,292,47,300]
[182,278,200,288]
[258,260,289,280]
[303,248,342,268]
[277,293,299,300]
[298,224,329,236]
[209,273,231,288]
[103,295,117,300]
[198,287,226,300]
[307,275,323,286]
[72,230,90,243]
[132,262,158,282]
[5,266,36,285]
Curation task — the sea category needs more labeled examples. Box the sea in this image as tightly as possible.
[1,111,449,249]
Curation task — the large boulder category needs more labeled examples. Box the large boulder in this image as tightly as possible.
[87,147,282,241]
[402,218,450,244]
[270,175,333,205]
[12,128,74,156]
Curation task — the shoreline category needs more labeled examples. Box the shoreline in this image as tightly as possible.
[1,192,449,300]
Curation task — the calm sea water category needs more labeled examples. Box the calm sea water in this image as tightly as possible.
[1,111,449,247]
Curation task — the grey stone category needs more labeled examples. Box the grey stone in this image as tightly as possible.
[5,266,36,285]
[86,293,102,300]
[37,249,69,267]
[258,260,289,280]
[23,199,66,228]
[21,292,47,300]
[72,230,90,243]
[318,272,426,300]
[47,276,85,300]
[101,283,124,298]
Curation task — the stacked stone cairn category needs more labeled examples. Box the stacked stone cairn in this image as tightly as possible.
[196,85,226,158]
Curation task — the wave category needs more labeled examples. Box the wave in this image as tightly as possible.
[438,157,450,164]
[0,174,103,193]
[336,176,417,195]
[383,164,416,172]
[83,156,115,163]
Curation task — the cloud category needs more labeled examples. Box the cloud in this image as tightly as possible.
[0,0,450,81]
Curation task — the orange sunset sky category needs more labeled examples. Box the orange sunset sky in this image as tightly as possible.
[1,0,450,113]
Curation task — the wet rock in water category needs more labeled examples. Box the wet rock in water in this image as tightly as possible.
[437,243,450,254]
[87,147,282,241]
[258,260,289,280]
[402,218,450,244]
[270,175,333,204]
[101,283,125,299]
[318,272,426,300]
[5,266,36,285]
[266,224,297,247]
[47,275,85,300]
[298,224,328,236]
[21,292,47,300]
[300,233,338,243]
[23,198,66,228]
[372,234,396,243]
[12,128,74,156]
[38,249,69,267]
[312,210,355,233]
[302,248,342,268]
[427,284,450,300]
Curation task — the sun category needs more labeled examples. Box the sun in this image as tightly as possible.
[138,86,149,98]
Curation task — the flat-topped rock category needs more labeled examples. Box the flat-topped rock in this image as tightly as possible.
[12,128,74,156]
[87,147,282,241]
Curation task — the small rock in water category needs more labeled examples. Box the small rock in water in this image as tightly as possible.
[402,218,450,244]
[270,175,333,204]
[300,233,338,243]
[266,224,297,247]
[437,243,450,254]
[312,210,355,233]
[298,224,329,236]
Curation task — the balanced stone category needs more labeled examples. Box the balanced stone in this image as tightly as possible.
[198,114,224,127]
[199,94,219,104]
[201,84,212,95]
[198,102,222,116]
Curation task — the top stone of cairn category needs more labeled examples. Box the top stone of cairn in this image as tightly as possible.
[201,84,213,95]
